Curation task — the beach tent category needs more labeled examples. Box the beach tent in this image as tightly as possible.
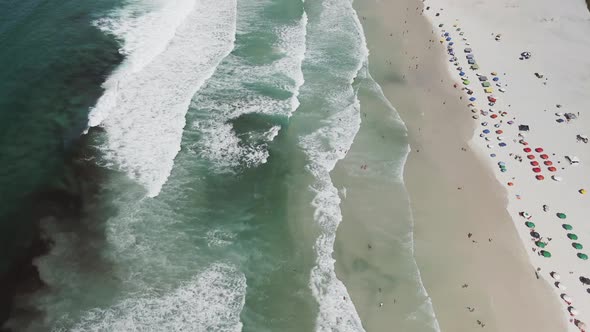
[562,224,573,230]
[573,243,583,250]
[557,213,567,219]
[577,253,588,260]
[535,241,546,248]
[478,76,488,81]
[484,88,493,93]
[482,82,491,87]
[519,125,530,131]
[567,233,578,240]
[540,250,551,258]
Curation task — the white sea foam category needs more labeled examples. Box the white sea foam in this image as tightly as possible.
[62,263,246,332]
[88,0,237,197]
[189,10,308,171]
[299,1,369,330]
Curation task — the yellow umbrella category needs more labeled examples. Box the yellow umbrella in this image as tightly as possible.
[580,189,586,194]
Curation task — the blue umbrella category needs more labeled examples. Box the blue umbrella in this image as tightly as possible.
[446,37,451,41]
[483,129,490,134]
[469,97,476,101]
[493,77,499,81]
[490,153,497,157]
[499,142,507,147]
[459,71,465,76]
[449,42,454,46]
[444,32,449,36]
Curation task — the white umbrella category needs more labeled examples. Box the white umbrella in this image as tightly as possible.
[551,272,560,280]
[552,176,562,182]
[576,321,587,330]
[561,294,572,303]
[568,306,578,316]
[555,282,567,290]
[497,136,504,141]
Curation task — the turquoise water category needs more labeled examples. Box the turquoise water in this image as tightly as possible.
[1,0,440,330]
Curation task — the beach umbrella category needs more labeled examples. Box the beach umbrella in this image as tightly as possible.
[507,182,514,186]
[567,233,578,240]
[557,213,567,219]
[444,32,449,36]
[498,161,505,166]
[508,120,514,125]
[580,189,586,194]
[540,250,551,258]
[446,37,451,41]
[551,272,560,280]
[532,167,541,173]
[530,231,540,239]
[548,166,557,172]
[463,80,470,85]
[575,321,587,330]
[556,282,567,290]
[581,276,590,285]
[483,129,490,134]
[490,153,496,157]
[578,253,588,260]
[540,154,549,159]
[552,176,562,181]
[561,293,571,303]
[496,130,503,134]
[572,243,583,250]
[535,148,544,152]
[493,77,499,81]
[490,114,498,119]
[449,42,454,46]
[500,168,507,172]
[562,224,573,230]
[459,71,465,76]
[523,147,532,153]
[499,142,507,147]
[544,161,553,166]
[491,71,497,76]
[525,221,535,228]
[536,175,545,180]
[569,306,579,316]
[527,155,535,159]
[531,161,539,166]
[535,241,546,248]
[469,97,476,101]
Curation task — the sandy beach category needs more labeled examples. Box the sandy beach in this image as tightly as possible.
[340,0,590,330]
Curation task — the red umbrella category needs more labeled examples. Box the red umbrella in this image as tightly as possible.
[548,167,557,172]
[536,175,545,180]
[540,154,549,159]
[533,167,542,173]
[535,148,544,152]
[522,141,529,146]
[544,161,553,166]
[523,147,532,152]
[527,155,535,159]
[531,161,539,166]
[490,114,498,119]
[496,130,503,134]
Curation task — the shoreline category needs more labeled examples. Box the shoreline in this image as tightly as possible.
[352,0,570,330]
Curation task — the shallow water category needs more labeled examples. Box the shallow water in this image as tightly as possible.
[1,0,440,330]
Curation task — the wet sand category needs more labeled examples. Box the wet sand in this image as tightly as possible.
[335,0,567,330]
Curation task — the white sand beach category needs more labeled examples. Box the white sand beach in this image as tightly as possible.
[421,0,590,330]
[349,0,590,330]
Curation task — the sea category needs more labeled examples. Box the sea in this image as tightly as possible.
[0,0,440,331]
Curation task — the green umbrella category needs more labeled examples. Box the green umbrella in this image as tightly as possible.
[572,243,583,250]
[525,221,536,228]
[567,233,579,240]
[557,213,567,219]
[541,250,552,258]
[535,241,546,248]
[577,253,588,260]
[463,80,470,85]
[562,224,573,230]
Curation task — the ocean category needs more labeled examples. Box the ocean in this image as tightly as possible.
[0,0,440,331]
